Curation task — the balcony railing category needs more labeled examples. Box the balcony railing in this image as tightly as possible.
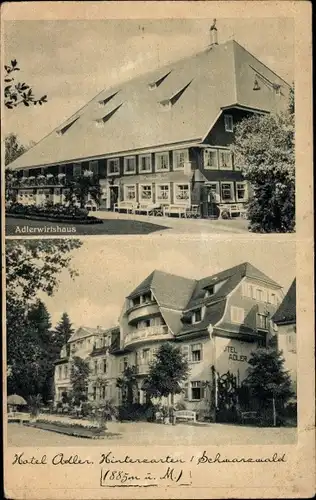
[127,303,160,324]
[136,363,150,375]
[11,175,67,188]
[124,324,170,347]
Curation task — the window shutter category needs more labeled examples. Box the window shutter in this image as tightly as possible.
[181,345,190,361]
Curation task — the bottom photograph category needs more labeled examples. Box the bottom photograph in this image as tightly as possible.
[6,236,297,446]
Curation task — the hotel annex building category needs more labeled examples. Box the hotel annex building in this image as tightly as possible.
[8,30,290,217]
[54,262,296,411]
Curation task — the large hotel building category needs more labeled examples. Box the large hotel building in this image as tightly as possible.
[7,29,290,218]
[54,262,297,413]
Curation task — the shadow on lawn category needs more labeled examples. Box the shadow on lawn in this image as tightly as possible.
[5,217,169,236]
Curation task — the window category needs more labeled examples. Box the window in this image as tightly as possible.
[191,309,202,324]
[219,151,233,170]
[287,334,296,353]
[92,387,97,400]
[107,158,120,175]
[94,361,98,375]
[124,156,136,174]
[139,154,152,173]
[258,336,266,348]
[257,313,268,330]
[224,114,234,132]
[156,184,170,202]
[204,149,218,169]
[231,306,245,324]
[102,386,106,399]
[131,296,140,308]
[190,343,202,362]
[142,349,150,362]
[123,357,128,370]
[58,366,62,379]
[64,365,68,379]
[124,184,136,201]
[204,285,214,298]
[139,184,152,201]
[174,183,190,203]
[89,160,99,175]
[220,182,234,202]
[73,163,82,177]
[173,149,188,170]
[236,182,248,202]
[256,288,263,301]
[269,292,276,305]
[191,381,204,401]
[155,152,169,172]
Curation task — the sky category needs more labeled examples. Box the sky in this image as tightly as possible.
[3,17,294,145]
[38,236,296,330]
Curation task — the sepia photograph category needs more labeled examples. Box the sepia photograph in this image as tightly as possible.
[4,16,294,236]
[6,237,297,447]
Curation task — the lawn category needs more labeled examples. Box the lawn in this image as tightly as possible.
[7,421,296,447]
[5,216,169,236]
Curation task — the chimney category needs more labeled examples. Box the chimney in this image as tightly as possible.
[210,19,218,46]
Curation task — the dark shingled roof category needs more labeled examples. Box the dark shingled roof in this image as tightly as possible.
[186,262,281,310]
[272,279,296,324]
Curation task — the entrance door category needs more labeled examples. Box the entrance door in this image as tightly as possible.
[109,186,119,210]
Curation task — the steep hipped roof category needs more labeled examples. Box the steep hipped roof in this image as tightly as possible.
[186,262,281,309]
[126,262,281,336]
[69,326,105,342]
[8,40,289,171]
[128,269,196,310]
[272,279,296,324]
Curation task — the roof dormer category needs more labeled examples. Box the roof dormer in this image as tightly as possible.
[158,80,193,110]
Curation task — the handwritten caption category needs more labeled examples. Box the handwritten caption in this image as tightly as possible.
[11,450,287,488]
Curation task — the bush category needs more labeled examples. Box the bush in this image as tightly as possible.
[6,202,99,222]
[118,403,154,422]
[81,402,93,417]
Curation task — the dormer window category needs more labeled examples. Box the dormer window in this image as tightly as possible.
[159,80,193,110]
[98,91,119,107]
[56,116,80,136]
[204,285,215,298]
[191,308,203,324]
[224,114,234,132]
[95,103,123,127]
[148,71,172,90]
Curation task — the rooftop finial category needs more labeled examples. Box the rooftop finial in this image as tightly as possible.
[210,19,218,45]
[210,19,217,31]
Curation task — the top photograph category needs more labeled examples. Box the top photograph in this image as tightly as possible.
[4,18,295,237]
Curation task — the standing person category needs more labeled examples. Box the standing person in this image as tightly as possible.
[209,189,220,219]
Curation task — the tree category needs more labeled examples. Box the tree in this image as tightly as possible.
[70,357,91,405]
[65,171,102,209]
[116,365,138,405]
[144,343,189,408]
[231,91,295,233]
[5,133,28,165]
[4,59,47,109]
[52,312,74,355]
[7,299,57,402]
[243,347,294,426]
[6,240,82,401]
[6,239,82,300]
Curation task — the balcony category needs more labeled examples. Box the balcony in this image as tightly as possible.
[12,175,66,188]
[124,325,172,348]
[136,363,150,375]
[127,303,160,324]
